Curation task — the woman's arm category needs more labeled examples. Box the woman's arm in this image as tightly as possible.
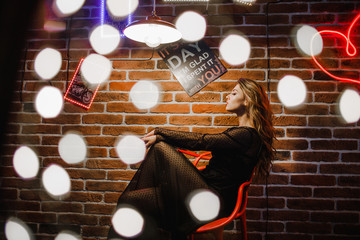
[143,127,254,151]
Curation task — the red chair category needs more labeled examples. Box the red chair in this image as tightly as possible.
[178,149,254,240]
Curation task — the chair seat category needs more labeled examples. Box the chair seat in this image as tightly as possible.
[196,218,230,232]
[177,149,253,240]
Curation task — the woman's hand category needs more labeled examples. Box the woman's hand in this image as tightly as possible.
[142,130,156,149]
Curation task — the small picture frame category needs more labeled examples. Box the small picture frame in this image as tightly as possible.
[64,58,100,110]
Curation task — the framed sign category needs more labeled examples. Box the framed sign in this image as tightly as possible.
[64,58,100,110]
[158,40,227,96]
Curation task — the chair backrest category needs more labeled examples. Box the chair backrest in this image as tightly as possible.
[178,149,254,221]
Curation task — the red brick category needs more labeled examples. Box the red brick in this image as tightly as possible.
[267,210,309,221]
[175,93,221,102]
[102,126,146,136]
[268,186,312,197]
[274,139,308,150]
[273,116,306,126]
[291,175,336,186]
[169,115,212,126]
[320,164,360,174]
[86,181,127,192]
[287,199,334,210]
[314,187,360,199]
[311,140,358,150]
[68,169,106,179]
[342,152,360,162]
[86,159,127,170]
[17,212,56,223]
[62,125,101,135]
[293,151,339,162]
[151,104,190,113]
[287,222,331,234]
[334,128,360,138]
[286,128,331,138]
[112,60,155,69]
[82,114,123,124]
[129,71,171,80]
[58,213,98,225]
[125,115,167,125]
[42,202,82,212]
[85,203,115,214]
[82,226,109,237]
[108,170,136,180]
[213,115,238,126]
[338,176,360,187]
[272,162,317,173]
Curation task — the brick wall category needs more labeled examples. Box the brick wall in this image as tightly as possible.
[1,0,360,239]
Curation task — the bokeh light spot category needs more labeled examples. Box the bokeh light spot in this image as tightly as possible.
[35,86,64,118]
[339,89,360,123]
[44,20,66,32]
[130,81,159,109]
[188,189,220,221]
[115,135,146,165]
[13,146,39,179]
[219,34,251,66]
[55,230,81,240]
[277,75,307,107]
[81,54,112,85]
[295,25,323,56]
[34,48,62,80]
[58,132,87,164]
[112,207,144,238]
[176,11,207,42]
[90,24,121,55]
[107,0,139,18]
[53,0,85,17]
[42,164,71,198]
[5,217,33,240]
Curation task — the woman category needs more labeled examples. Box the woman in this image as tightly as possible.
[108,78,275,240]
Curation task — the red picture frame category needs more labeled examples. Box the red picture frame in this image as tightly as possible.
[64,58,100,110]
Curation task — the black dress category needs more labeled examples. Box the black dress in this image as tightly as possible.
[107,127,262,240]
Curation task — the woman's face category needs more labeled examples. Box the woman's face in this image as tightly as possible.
[226,84,248,115]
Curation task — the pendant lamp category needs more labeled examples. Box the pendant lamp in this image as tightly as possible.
[123,1,182,47]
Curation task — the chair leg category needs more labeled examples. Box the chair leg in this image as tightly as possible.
[240,213,247,240]
[212,227,224,240]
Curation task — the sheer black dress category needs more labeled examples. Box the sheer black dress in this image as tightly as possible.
[107,126,262,240]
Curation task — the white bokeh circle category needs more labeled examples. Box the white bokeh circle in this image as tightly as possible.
[81,54,112,85]
[339,89,360,123]
[176,11,207,42]
[277,75,307,107]
[90,24,121,55]
[13,146,39,179]
[130,81,160,109]
[219,34,251,66]
[35,86,64,118]
[53,0,86,17]
[34,48,62,80]
[42,164,71,198]
[295,25,323,56]
[115,135,146,165]
[55,230,81,240]
[107,0,139,18]
[188,189,220,221]
[5,217,33,240]
[112,207,144,238]
[58,132,87,164]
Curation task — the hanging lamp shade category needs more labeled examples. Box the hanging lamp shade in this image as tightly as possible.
[124,11,182,47]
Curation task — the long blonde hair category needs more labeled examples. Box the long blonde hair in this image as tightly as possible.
[237,78,276,178]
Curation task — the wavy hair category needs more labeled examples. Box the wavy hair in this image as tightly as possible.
[237,78,276,178]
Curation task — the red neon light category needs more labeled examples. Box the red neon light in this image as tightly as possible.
[312,12,360,85]
[64,58,100,110]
